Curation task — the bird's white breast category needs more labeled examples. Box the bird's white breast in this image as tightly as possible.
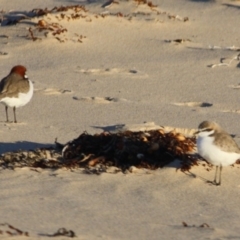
[0,80,33,108]
[197,135,240,166]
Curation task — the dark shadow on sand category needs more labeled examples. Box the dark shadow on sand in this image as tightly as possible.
[1,11,38,26]
[222,3,240,10]
[91,124,125,133]
[183,169,215,185]
[0,141,54,154]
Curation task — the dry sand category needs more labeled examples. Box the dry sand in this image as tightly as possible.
[1,0,240,239]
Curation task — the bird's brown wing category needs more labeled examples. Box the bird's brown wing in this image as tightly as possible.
[0,74,29,98]
[214,132,240,153]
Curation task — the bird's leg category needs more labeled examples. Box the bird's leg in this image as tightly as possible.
[5,106,9,122]
[216,165,223,186]
[207,166,220,186]
[212,165,218,185]
[13,106,17,123]
[210,165,222,186]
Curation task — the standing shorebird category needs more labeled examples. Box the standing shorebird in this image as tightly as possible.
[196,121,240,186]
[0,65,33,123]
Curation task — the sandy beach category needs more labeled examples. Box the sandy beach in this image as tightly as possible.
[1,0,240,239]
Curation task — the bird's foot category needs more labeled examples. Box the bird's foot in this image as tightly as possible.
[206,180,221,186]
[5,120,17,124]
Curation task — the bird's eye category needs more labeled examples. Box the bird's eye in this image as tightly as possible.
[205,128,213,132]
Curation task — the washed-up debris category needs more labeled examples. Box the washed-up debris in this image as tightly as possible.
[61,130,197,171]
[1,5,87,26]
[0,223,29,237]
[31,5,87,17]
[165,39,191,44]
[182,222,212,229]
[210,53,240,68]
[0,129,198,173]
[28,8,87,43]
[41,228,76,238]
[2,0,189,44]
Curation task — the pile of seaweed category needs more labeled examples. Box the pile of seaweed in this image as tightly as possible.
[0,129,199,174]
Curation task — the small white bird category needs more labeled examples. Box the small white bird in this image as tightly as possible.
[196,121,240,186]
[0,65,33,123]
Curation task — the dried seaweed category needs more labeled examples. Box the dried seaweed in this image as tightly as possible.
[182,222,212,229]
[31,5,87,17]
[1,5,86,26]
[0,5,87,42]
[62,130,197,171]
[2,1,189,44]
[134,0,158,8]
[28,18,70,42]
[0,223,29,237]
[41,228,76,238]
[0,129,198,173]
[165,39,191,44]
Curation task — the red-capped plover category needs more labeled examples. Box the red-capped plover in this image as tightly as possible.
[0,65,33,123]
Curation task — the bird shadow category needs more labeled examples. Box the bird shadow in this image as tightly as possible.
[222,3,240,10]
[0,141,54,154]
[183,169,216,185]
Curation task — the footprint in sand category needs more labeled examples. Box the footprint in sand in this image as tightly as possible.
[35,88,73,95]
[73,96,127,104]
[173,102,213,107]
[77,67,148,78]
